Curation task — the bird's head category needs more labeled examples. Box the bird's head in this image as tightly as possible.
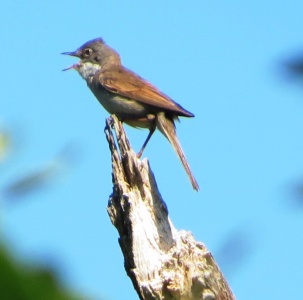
[62,38,120,81]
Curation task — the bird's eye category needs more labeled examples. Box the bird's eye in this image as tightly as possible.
[83,48,93,57]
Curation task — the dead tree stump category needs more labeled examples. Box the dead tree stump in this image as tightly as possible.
[104,115,235,300]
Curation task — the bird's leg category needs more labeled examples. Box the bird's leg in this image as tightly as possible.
[120,114,156,158]
[137,125,156,158]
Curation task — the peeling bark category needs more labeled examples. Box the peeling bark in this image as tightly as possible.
[104,115,235,300]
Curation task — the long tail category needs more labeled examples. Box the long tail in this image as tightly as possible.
[156,112,199,191]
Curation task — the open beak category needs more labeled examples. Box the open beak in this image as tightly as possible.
[62,50,80,71]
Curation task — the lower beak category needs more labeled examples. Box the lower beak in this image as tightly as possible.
[62,63,80,72]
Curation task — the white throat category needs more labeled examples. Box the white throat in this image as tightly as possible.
[77,62,101,83]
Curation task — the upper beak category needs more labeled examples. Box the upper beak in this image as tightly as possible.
[61,50,80,57]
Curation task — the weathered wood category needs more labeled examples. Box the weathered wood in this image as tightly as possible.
[104,115,235,300]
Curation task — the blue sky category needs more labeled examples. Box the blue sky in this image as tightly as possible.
[1,1,303,299]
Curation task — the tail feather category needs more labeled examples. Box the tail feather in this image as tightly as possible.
[156,112,199,191]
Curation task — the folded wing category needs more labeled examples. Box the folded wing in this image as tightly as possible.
[98,66,194,117]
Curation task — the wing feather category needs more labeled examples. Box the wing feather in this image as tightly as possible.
[98,66,194,117]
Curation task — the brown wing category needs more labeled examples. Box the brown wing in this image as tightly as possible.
[98,66,194,117]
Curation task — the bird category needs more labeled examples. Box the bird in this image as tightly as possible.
[62,38,199,191]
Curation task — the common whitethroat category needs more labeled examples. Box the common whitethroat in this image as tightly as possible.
[62,38,199,191]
